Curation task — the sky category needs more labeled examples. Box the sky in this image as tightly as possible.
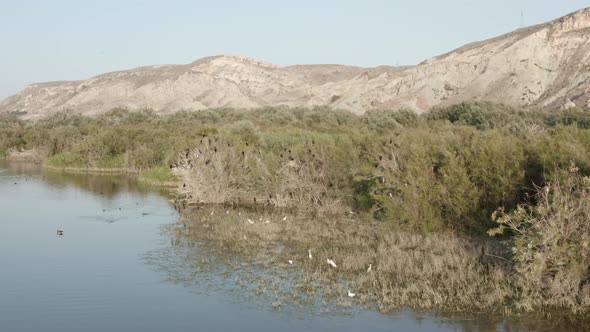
[0,0,588,99]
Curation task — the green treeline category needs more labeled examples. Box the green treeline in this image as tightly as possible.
[2,102,590,233]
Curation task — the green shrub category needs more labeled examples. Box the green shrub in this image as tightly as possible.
[490,164,590,313]
[46,152,86,168]
[140,166,176,183]
[3,105,590,234]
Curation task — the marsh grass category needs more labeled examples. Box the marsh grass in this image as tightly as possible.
[138,166,177,186]
[169,205,590,329]
[173,207,514,314]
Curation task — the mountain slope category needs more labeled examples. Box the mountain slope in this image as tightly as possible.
[2,8,590,119]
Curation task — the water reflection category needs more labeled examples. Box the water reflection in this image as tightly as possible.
[3,160,169,199]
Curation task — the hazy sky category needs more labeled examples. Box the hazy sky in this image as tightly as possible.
[0,1,588,99]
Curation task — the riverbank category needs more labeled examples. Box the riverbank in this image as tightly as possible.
[2,154,180,189]
[4,150,180,192]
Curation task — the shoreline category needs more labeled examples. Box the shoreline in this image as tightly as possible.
[44,165,180,188]
[3,157,180,188]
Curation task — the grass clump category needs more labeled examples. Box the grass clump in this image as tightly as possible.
[139,166,177,185]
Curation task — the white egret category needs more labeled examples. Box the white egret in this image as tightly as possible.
[347,291,356,298]
[288,260,293,265]
[283,216,287,221]
[367,264,372,273]
[308,249,312,260]
[247,219,254,225]
[327,259,337,268]
[264,220,271,224]
[210,211,214,215]
[226,210,230,214]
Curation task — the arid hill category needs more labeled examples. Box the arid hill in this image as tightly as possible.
[2,8,590,119]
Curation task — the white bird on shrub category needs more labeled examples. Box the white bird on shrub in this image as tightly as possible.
[247,219,254,225]
[308,249,312,260]
[367,264,372,273]
[288,260,293,265]
[210,211,214,215]
[264,220,271,224]
[347,291,356,298]
[283,216,287,221]
[327,259,337,268]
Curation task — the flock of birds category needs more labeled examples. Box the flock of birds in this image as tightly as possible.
[190,209,373,299]
[232,213,373,299]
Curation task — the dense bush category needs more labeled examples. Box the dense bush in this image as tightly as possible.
[1,104,590,233]
[427,102,590,130]
[490,164,590,313]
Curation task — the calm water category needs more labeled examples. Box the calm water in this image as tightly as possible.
[0,161,532,331]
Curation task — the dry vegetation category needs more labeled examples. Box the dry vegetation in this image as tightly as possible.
[174,207,513,314]
[491,164,590,315]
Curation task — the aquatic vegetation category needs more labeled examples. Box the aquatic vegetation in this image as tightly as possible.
[173,207,512,315]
